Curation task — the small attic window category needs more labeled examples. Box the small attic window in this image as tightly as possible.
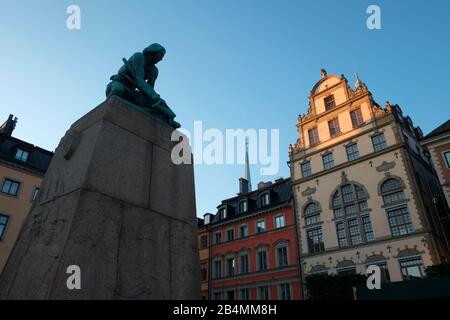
[239,200,248,213]
[219,207,227,219]
[261,193,270,207]
[14,149,29,162]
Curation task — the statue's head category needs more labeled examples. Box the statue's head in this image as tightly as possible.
[143,43,166,64]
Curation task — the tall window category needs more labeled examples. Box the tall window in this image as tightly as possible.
[346,143,359,161]
[336,222,347,247]
[261,193,270,207]
[444,151,450,168]
[322,153,334,170]
[14,149,29,162]
[239,254,249,274]
[347,218,363,245]
[1,179,20,196]
[239,224,248,238]
[256,248,268,271]
[256,220,266,233]
[308,127,319,145]
[257,286,269,300]
[226,256,235,277]
[400,258,425,280]
[279,283,291,300]
[362,215,375,241]
[306,227,324,254]
[276,245,289,267]
[274,215,285,229]
[226,229,234,241]
[200,262,208,281]
[239,200,248,213]
[301,161,312,178]
[240,288,250,300]
[213,259,222,279]
[200,235,208,249]
[328,118,341,137]
[324,95,336,111]
[219,207,227,219]
[350,108,364,127]
[372,133,387,152]
[304,202,321,226]
[214,232,222,244]
[0,214,9,240]
[381,178,414,237]
[332,183,374,247]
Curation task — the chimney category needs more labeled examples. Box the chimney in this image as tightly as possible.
[0,114,18,136]
[257,181,273,190]
[239,178,249,195]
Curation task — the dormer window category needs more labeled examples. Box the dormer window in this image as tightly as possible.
[239,200,248,213]
[261,193,270,207]
[324,95,336,111]
[219,207,227,219]
[14,149,29,162]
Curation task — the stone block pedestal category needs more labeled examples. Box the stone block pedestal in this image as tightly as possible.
[0,97,200,299]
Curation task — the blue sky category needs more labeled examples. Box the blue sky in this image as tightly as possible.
[1,0,449,217]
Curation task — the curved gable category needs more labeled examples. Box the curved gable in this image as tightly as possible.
[312,75,342,95]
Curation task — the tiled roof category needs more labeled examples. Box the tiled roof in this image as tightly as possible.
[424,119,450,139]
[0,133,53,174]
[209,178,292,225]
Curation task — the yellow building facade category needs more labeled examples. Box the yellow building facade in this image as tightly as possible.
[0,115,53,273]
[289,70,450,282]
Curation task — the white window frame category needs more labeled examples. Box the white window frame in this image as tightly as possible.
[274,214,286,229]
[443,150,450,169]
[256,219,266,233]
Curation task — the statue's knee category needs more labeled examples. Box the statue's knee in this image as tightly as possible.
[106,82,125,97]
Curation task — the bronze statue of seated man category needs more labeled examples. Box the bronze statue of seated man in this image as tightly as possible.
[106,43,181,129]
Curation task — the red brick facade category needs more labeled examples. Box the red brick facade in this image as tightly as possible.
[206,179,303,300]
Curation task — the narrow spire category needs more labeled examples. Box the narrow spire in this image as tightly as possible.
[355,72,362,89]
[244,137,252,192]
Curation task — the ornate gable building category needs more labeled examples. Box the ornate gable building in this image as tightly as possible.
[289,70,450,282]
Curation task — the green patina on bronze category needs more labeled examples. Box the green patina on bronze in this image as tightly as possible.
[106,43,180,129]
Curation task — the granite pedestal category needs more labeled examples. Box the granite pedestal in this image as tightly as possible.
[0,96,200,299]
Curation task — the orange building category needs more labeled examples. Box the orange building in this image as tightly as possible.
[0,115,53,273]
[205,178,303,300]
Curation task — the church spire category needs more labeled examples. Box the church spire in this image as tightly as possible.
[244,137,252,192]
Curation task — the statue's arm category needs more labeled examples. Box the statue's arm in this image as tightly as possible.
[127,53,160,100]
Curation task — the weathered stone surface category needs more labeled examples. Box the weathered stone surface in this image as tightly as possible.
[169,219,199,299]
[150,145,197,225]
[0,98,200,299]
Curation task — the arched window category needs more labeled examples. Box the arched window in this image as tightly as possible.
[381,178,406,205]
[380,178,414,237]
[256,246,269,271]
[274,241,289,268]
[303,202,324,254]
[304,202,321,226]
[331,183,374,247]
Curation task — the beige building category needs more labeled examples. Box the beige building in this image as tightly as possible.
[0,115,53,273]
[288,70,450,283]
[420,120,450,210]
